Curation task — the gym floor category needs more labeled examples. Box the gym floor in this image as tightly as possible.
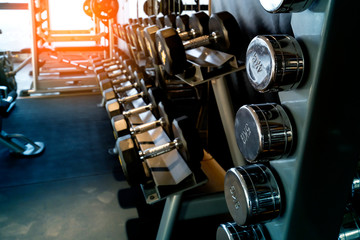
[0,94,141,239]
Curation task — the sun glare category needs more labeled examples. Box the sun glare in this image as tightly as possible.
[48,0,94,31]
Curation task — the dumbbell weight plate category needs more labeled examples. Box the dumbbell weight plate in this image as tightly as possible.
[164,14,177,28]
[224,164,281,226]
[216,222,269,240]
[112,87,165,138]
[189,12,210,37]
[176,14,190,32]
[234,103,294,162]
[144,25,162,65]
[156,27,186,75]
[246,35,304,92]
[259,0,314,13]
[172,116,203,170]
[208,11,242,55]
[137,26,149,57]
[116,135,148,186]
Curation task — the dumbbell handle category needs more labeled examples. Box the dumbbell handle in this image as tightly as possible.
[183,32,218,50]
[123,103,154,117]
[130,117,166,135]
[104,64,121,72]
[108,69,127,78]
[118,91,144,104]
[139,138,182,160]
[178,29,196,40]
[103,60,122,68]
[112,75,132,85]
[114,82,138,93]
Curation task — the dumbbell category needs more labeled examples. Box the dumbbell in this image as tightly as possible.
[116,115,203,185]
[259,0,313,13]
[176,12,209,40]
[98,59,139,92]
[105,77,156,119]
[234,103,294,163]
[216,222,270,240]
[102,70,145,102]
[156,11,242,75]
[112,93,194,139]
[127,22,142,51]
[111,88,168,139]
[245,34,305,92]
[94,60,125,76]
[144,12,209,67]
[224,164,282,226]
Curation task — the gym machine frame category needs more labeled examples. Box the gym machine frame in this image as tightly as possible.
[27,0,110,95]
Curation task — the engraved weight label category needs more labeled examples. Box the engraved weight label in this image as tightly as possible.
[240,123,251,145]
[252,52,263,73]
[230,185,241,210]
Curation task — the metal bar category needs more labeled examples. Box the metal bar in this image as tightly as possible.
[46,34,105,42]
[109,19,115,59]
[0,3,28,10]
[29,0,39,92]
[7,56,32,76]
[156,193,182,240]
[211,77,245,167]
[49,29,93,34]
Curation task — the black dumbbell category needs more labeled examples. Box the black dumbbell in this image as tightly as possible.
[102,70,145,102]
[143,12,209,67]
[115,115,203,185]
[176,12,209,40]
[98,59,139,92]
[105,77,155,119]
[156,11,242,75]
[111,90,168,139]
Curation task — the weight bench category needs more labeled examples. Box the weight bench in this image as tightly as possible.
[0,89,45,156]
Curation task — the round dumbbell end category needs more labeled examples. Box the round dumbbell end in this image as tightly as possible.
[246,35,304,92]
[235,103,294,162]
[235,105,262,162]
[246,36,275,92]
[216,222,268,240]
[209,11,242,55]
[190,12,209,36]
[259,0,314,13]
[224,164,281,226]
[224,168,251,226]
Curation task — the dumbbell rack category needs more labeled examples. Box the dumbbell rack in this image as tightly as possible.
[175,46,247,167]
[212,0,359,239]
[110,76,228,240]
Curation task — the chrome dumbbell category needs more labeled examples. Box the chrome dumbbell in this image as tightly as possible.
[259,0,314,13]
[155,11,242,75]
[111,89,167,139]
[224,164,282,226]
[115,116,203,185]
[217,222,270,240]
[246,34,305,92]
[235,103,294,163]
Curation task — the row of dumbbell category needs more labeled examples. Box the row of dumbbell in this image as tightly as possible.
[96,10,317,240]
[114,11,305,238]
[90,53,204,186]
[117,9,308,96]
